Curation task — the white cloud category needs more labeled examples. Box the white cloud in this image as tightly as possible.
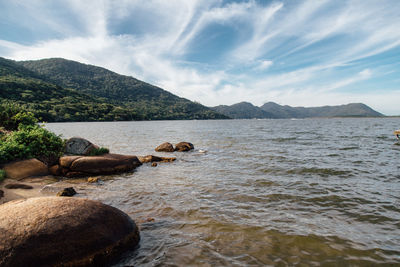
[1,0,400,115]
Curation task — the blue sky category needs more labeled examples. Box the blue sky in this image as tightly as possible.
[1,0,400,115]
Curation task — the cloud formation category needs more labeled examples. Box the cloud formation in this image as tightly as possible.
[1,0,399,114]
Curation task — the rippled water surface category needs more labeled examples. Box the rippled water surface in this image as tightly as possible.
[46,118,400,266]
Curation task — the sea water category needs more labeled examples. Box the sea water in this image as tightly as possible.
[46,118,400,266]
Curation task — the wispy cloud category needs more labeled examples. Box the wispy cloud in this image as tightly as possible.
[0,0,400,114]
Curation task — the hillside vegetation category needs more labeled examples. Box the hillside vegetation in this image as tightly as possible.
[0,57,227,122]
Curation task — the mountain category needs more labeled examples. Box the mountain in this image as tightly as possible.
[0,57,228,121]
[212,102,273,119]
[212,102,383,119]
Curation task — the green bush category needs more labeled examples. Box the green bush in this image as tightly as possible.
[88,147,109,156]
[0,102,37,130]
[0,169,5,182]
[0,125,64,164]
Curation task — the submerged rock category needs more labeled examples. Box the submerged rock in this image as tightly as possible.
[138,155,176,163]
[4,183,33,190]
[3,159,49,180]
[155,142,175,152]
[57,187,77,197]
[65,137,99,155]
[0,197,140,266]
[175,142,194,152]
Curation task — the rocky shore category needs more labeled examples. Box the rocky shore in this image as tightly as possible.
[0,137,194,266]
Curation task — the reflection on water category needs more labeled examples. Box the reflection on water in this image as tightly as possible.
[46,118,400,266]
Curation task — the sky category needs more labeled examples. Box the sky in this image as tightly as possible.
[1,0,400,115]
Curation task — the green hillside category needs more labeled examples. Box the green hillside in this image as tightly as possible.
[18,58,227,120]
[0,57,227,121]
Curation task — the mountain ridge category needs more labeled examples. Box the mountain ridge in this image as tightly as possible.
[212,101,383,119]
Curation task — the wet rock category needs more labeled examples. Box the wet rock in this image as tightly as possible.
[5,183,33,190]
[175,142,194,152]
[0,190,3,198]
[49,164,62,176]
[65,137,99,155]
[87,177,100,183]
[155,142,174,152]
[59,154,142,177]
[151,162,158,167]
[0,197,140,267]
[138,155,176,163]
[57,187,77,197]
[3,159,49,180]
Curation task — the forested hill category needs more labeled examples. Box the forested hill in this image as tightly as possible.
[0,57,227,121]
[212,102,383,119]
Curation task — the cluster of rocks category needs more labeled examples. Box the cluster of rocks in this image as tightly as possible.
[0,136,195,265]
[155,141,194,152]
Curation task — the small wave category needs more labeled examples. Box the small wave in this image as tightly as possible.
[339,146,359,151]
[287,167,353,177]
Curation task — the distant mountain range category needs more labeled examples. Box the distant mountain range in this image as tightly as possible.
[212,101,383,119]
[0,57,227,121]
[0,56,384,122]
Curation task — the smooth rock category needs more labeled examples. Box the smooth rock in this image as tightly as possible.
[0,197,140,266]
[155,142,175,152]
[4,183,33,190]
[68,154,142,175]
[49,164,62,176]
[59,155,82,168]
[56,187,77,197]
[175,142,194,152]
[138,155,176,163]
[65,137,99,155]
[3,159,49,180]
[87,177,100,183]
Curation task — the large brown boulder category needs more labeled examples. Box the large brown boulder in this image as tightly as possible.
[3,159,49,180]
[175,142,194,152]
[155,142,174,152]
[59,154,142,177]
[0,197,140,267]
[65,137,99,155]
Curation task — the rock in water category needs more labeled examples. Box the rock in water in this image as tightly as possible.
[57,187,77,197]
[65,137,99,155]
[0,197,140,266]
[175,142,194,152]
[4,183,33,190]
[155,142,175,152]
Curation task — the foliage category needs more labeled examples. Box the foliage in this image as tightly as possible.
[88,147,109,156]
[0,169,5,182]
[0,124,64,164]
[0,102,37,130]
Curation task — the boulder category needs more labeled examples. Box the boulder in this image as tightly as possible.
[155,142,174,152]
[49,164,62,176]
[3,159,49,180]
[175,142,194,152]
[0,197,140,267]
[65,137,99,155]
[59,154,142,177]
[4,183,33,190]
[57,187,77,197]
[138,155,176,163]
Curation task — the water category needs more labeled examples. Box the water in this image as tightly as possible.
[46,118,400,266]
